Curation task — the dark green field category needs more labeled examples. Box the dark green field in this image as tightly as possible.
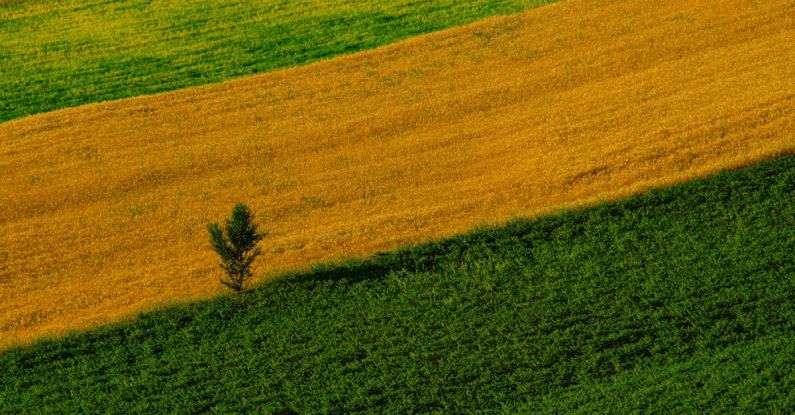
[1,155,793,413]
[0,0,554,124]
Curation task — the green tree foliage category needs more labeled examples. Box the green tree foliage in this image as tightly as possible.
[208,203,264,292]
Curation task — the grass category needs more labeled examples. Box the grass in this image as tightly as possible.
[0,0,555,123]
[1,155,793,413]
[1,0,793,348]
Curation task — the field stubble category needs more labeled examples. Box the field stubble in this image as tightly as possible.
[0,0,793,348]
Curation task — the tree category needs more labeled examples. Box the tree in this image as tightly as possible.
[208,203,265,292]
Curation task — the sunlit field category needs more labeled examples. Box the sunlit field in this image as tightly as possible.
[1,0,793,349]
[0,0,554,122]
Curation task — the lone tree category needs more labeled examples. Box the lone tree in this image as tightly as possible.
[208,203,265,292]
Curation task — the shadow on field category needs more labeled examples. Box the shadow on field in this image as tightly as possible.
[285,261,393,285]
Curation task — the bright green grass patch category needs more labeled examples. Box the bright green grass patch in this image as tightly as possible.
[1,156,794,413]
[0,0,554,123]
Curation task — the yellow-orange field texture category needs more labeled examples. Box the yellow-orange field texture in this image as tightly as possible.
[1,0,794,349]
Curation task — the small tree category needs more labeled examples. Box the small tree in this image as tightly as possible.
[208,203,265,292]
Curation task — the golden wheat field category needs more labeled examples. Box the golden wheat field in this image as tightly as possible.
[1,0,793,349]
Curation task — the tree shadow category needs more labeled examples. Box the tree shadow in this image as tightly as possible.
[286,260,392,285]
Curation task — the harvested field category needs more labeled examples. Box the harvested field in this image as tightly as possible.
[1,0,793,348]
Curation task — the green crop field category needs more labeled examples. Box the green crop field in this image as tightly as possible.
[2,155,792,413]
[0,0,554,123]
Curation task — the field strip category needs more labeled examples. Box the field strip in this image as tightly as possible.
[1,0,793,348]
[0,0,554,123]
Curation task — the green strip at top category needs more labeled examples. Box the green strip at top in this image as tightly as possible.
[0,0,554,123]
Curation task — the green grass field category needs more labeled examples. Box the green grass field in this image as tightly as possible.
[1,155,792,413]
[0,0,554,123]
